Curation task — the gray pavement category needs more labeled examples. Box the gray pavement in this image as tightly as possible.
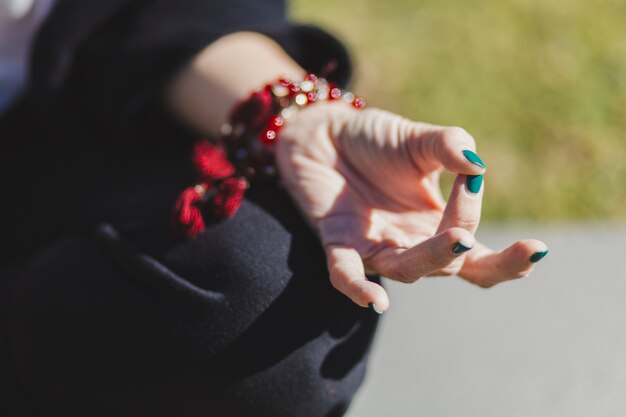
[347,224,626,417]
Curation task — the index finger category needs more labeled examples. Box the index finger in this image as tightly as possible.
[406,125,488,175]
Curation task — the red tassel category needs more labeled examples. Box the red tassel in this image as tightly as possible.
[192,140,235,180]
[212,177,248,219]
[172,184,210,238]
[230,87,273,131]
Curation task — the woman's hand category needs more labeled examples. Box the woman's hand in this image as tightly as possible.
[276,101,548,312]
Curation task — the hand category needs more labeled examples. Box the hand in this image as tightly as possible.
[276,101,548,312]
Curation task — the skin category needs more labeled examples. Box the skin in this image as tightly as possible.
[168,32,549,313]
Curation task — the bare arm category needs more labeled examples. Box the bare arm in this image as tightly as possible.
[166,32,304,135]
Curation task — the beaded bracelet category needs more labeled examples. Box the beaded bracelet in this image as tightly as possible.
[172,74,366,238]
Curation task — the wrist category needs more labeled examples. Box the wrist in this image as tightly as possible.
[167,32,304,136]
[172,73,365,238]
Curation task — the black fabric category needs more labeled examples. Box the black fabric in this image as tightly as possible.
[1,182,379,416]
[0,0,377,415]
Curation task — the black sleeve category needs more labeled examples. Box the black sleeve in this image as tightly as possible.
[28,0,352,139]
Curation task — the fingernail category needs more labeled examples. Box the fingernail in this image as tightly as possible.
[451,242,473,254]
[530,250,549,263]
[462,150,486,168]
[368,302,383,315]
[466,174,483,194]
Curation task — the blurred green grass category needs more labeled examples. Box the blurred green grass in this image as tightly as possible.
[291,0,626,221]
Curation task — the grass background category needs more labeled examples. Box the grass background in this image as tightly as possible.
[291,0,626,221]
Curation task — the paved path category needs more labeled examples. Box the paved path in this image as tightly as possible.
[347,224,626,417]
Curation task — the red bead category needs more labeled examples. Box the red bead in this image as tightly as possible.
[307,92,318,102]
[330,87,342,100]
[305,73,318,83]
[290,83,301,94]
[353,96,367,109]
[270,115,284,129]
[279,77,292,87]
[261,129,277,145]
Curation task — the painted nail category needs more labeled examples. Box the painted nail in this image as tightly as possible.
[466,174,483,194]
[451,242,473,254]
[530,250,549,263]
[462,150,486,169]
[368,302,383,315]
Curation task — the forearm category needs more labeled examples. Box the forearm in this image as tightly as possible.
[166,32,304,136]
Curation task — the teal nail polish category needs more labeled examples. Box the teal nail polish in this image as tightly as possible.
[466,174,483,194]
[463,150,486,168]
[451,242,472,254]
[530,250,549,263]
[368,302,383,315]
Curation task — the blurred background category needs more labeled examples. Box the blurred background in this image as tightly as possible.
[293,0,626,221]
[292,1,626,416]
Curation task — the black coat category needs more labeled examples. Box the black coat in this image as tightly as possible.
[0,1,377,416]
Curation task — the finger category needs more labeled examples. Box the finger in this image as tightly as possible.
[460,240,549,288]
[437,174,483,234]
[326,245,390,314]
[434,174,483,274]
[367,227,476,284]
[407,124,487,175]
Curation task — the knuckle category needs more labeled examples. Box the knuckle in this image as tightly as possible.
[445,227,471,243]
[455,218,480,231]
